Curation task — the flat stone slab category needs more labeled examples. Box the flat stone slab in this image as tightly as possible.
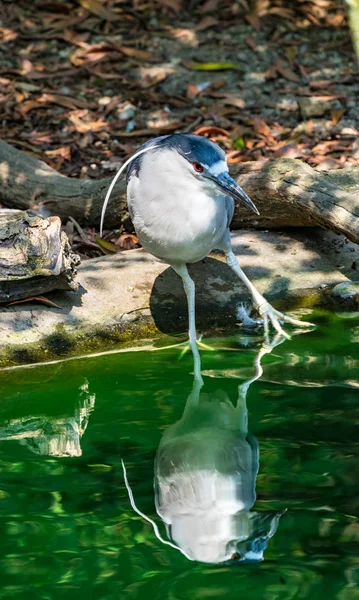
[0,229,358,367]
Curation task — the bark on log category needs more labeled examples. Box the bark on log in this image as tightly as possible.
[1,139,359,243]
[0,209,80,302]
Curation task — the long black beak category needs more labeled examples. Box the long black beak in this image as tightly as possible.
[214,172,260,215]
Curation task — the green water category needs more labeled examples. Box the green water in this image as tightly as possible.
[0,311,358,599]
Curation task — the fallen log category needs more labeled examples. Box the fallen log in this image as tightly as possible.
[0,209,80,302]
[1,139,359,243]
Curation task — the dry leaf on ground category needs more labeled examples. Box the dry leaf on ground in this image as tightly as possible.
[78,0,119,21]
[116,234,140,250]
[194,126,229,137]
[7,296,63,309]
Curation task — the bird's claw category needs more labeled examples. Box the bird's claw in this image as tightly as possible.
[159,334,214,359]
[179,335,214,359]
[196,335,215,351]
[256,300,315,341]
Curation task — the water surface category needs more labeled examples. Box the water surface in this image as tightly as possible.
[0,311,358,599]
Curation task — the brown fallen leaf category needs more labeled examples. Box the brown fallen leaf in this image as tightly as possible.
[326,13,345,27]
[78,0,119,21]
[45,147,71,160]
[170,27,197,44]
[24,132,53,144]
[253,118,274,142]
[68,110,108,133]
[269,6,296,20]
[45,93,88,109]
[0,27,18,44]
[245,36,257,52]
[311,140,352,155]
[112,44,154,61]
[245,14,261,31]
[274,58,300,83]
[194,126,229,137]
[195,16,218,31]
[71,41,154,67]
[71,45,115,66]
[310,80,336,90]
[222,94,246,109]
[306,94,345,101]
[226,151,251,164]
[25,67,80,80]
[156,0,183,13]
[264,62,278,80]
[19,100,48,115]
[8,296,63,309]
[139,71,168,88]
[116,124,182,137]
[200,0,219,12]
[62,29,89,48]
[331,108,346,125]
[116,233,140,250]
[301,8,320,25]
[187,83,200,100]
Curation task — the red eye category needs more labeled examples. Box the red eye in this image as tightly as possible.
[193,162,204,173]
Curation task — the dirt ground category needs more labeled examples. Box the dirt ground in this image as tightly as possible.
[1,0,358,257]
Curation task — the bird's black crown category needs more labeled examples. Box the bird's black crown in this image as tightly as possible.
[126,133,225,182]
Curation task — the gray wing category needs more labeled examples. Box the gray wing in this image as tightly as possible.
[225,195,235,228]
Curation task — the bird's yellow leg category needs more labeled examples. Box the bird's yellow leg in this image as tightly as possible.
[225,250,315,339]
[154,335,214,353]
[177,335,214,358]
[155,335,213,357]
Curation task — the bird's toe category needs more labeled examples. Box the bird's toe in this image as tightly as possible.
[256,301,311,339]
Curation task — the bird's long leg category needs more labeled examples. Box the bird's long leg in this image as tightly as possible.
[171,264,204,382]
[172,264,197,349]
[235,333,285,432]
[224,249,314,339]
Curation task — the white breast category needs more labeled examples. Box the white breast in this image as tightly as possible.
[127,150,228,264]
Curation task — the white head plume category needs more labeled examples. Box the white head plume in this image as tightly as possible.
[121,459,192,561]
[100,145,159,237]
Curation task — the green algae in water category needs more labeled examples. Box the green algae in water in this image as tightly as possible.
[0,311,358,599]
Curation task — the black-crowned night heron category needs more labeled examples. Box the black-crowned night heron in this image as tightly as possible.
[101,133,313,348]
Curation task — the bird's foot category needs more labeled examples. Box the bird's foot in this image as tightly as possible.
[178,335,214,359]
[156,334,214,356]
[256,300,315,340]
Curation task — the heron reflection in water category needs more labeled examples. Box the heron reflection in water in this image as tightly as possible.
[122,337,286,564]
